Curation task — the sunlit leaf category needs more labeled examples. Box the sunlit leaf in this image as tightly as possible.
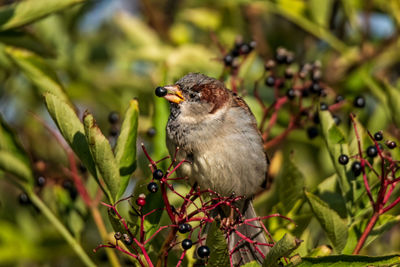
[263,233,302,267]
[0,0,87,31]
[6,48,73,107]
[383,80,400,128]
[84,112,120,204]
[206,220,229,267]
[295,254,400,266]
[0,150,33,184]
[305,191,348,253]
[115,99,139,199]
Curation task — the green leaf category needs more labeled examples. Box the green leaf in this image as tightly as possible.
[43,93,97,181]
[319,110,351,209]
[206,220,230,267]
[6,48,73,107]
[152,95,169,161]
[383,81,400,128]
[0,0,87,31]
[308,0,334,27]
[277,157,305,213]
[304,191,348,253]
[242,261,260,267]
[115,99,139,199]
[84,112,120,203]
[263,233,302,267]
[295,254,400,267]
[0,150,33,184]
[0,30,54,57]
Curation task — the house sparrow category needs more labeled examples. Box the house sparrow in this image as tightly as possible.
[156,73,270,265]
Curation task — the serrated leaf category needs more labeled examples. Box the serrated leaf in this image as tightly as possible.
[0,150,33,184]
[115,99,139,199]
[6,48,73,107]
[295,254,400,267]
[0,0,86,31]
[305,191,348,253]
[277,157,305,213]
[206,220,229,267]
[263,233,302,267]
[44,93,98,182]
[319,110,351,209]
[383,81,400,128]
[84,113,120,204]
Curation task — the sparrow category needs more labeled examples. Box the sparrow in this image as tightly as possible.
[156,73,270,265]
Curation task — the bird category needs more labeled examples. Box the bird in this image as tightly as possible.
[156,73,270,265]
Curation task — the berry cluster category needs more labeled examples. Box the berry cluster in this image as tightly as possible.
[94,144,286,267]
[254,47,367,147]
[223,39,256,68]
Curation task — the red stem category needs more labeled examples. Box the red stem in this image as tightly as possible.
[353,212,379,254]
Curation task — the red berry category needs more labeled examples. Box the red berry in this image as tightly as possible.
[136,194,146,206]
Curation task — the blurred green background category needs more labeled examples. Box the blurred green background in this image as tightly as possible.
[1,0,400,266]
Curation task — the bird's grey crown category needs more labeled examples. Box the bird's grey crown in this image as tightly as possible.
[175,73,224,92]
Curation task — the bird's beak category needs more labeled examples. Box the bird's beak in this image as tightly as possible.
[163,85,185,104]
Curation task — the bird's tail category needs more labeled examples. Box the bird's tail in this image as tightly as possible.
[228,200,270,266]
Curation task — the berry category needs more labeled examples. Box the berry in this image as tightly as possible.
[354,96,365,108]
[275,48,287,64]
[147,182,158,193]
[310,83,321,94]
[313,113,320,124]
[249,41,257,49]
[286,89,296,100]
[155,86,167,97]
[122,234,133,245]
[136,194,146,207]
[311,70,322,82]
[302,88,310,97]
[284,68,293,79]
[386,141,397,149]
[320,102,328,111]
[108,111,119,124]
[223,54,234,66]
[197,245,210,258]
[265,76,275,87]
[335,95,344,103]
[181,239,193,250]
[146,127,156,138]
[333,115,341,125]
[114,232,122,240]
[366,145,378,158]
[338,154,349,165]
[18,193,30,205]
[36,176,46,187]
[239,43,251,54]
[109,127,119,137]
[351,161,362,176]
[78,163,87,173]
[264,60,276,70]
[62,179,77,200]
[307,127,319,139]
[285,53,294,64]
[374,131,383,141]
[178,223,192,234]
[153,169,164,180]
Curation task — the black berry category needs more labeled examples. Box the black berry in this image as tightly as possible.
[335,95,344,103]
[178,223,192,234]
[114,232,122,240]
[147,182,158,193]
[122,233,133,245]
[284,68,293,79]
[36,176,46,187]
[109,127,119,137]
[354,96,365,108]
[311,70,322,82]
[374,131,383,141]
[338,154,349,165]
[265,76,275,87]
[182,239,193,250]
[307,127,319,139]
[239,43,251,54]
[386,141,397,149]
[223,54,234,66]
[197,245,210,258]
[108,111,119,124]
[310,83,321,94]
[366,145,378,158]
[264,60,276,70]
[333,115,341,125]
[285,53,294,64]
[286,89,296,100]
[155,86,167,97]
[249,41,257,49]
[79,163,87,173]
[153,169,164,180]
[320,102,328,111]
[351,161,362,176]
[18,193,30,205]
[146,127,156,138]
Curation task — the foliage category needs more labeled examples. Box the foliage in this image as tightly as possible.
[1,0,400,266]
